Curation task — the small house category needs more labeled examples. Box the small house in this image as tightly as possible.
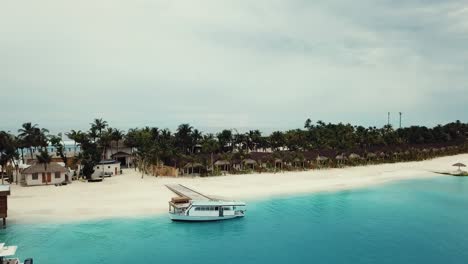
[21,162,68,186]
[93,160,121,177]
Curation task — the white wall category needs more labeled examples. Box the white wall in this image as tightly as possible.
[24,172,66,186]
[93,163,121,176]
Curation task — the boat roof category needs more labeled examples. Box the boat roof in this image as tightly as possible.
[0,244,17,257]
[191,200,246,206]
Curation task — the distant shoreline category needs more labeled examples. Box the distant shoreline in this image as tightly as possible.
[7,154,467,225]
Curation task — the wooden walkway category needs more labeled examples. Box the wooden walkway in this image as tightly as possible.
[165,184,212,201]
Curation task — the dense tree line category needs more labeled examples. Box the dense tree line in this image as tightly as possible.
[0,119,467,178]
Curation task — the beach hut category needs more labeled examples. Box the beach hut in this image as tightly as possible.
[335,154,347,166]
[242,159,257,170]
[316,156,328,162]
[183,162,204,176]
[293,157,306,169]
[273,158,283,170]
[214,160,230,173]
[366,152,377,161]
[316,155,329,168]
[21,162,68,186]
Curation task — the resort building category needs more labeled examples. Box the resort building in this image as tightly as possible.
[93,160,121,177]
[21,162,68,186]
[104,141,134,167]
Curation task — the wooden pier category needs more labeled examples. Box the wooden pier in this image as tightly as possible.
[165,184,212,201]
[0,185,10,228]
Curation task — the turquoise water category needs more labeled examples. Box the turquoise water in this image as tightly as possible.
[2,176,468,263]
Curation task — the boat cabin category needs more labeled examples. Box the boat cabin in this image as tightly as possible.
[169,199,246,220]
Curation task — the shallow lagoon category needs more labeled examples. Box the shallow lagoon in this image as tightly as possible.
[2,176,467,264]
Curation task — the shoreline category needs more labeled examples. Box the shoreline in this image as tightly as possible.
[7,154,467,225]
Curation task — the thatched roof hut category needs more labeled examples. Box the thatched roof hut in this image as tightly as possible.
[214,160,230,166]
[242,159,257,165]
[22,162,67,174]
[335,154,347,160]
[316,156,328,162]
[274,158,283,163]
[183,162,204,169]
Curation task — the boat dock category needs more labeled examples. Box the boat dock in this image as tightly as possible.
[165,184,212,201]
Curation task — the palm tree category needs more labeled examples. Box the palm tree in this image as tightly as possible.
[36,149,52,185]
[217,130,233,152]
[90,118,108,138]
[269,131,285,151]
[0,132,19,184]
[175,124,193,154]
[100,128,114,159]
[112,129,125,153]
[191,129,203,153]
[18,122,38,159]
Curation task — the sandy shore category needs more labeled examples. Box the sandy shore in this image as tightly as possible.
[8,154,468,224]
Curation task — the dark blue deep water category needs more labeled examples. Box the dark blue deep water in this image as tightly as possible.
[1,176,468,264]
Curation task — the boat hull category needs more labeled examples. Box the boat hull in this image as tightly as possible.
[169,214,244,222]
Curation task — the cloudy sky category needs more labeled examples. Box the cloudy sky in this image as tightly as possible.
[1,0,467,133]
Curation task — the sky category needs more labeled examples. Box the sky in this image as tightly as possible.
[1,0,467,134]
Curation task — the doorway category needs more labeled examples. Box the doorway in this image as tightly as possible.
[219,207,224,217]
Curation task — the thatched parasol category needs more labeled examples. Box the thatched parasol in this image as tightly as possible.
[453,163,466,171]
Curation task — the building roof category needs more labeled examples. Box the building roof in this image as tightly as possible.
[22,162,67,174]
[183,162,204,169]
[111,151,131,158]
[214,160,230,166]
[242,159,257,164]
[0,185,10,196]
[97,159,120,165]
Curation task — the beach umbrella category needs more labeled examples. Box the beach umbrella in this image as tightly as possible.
[452,163,466,171]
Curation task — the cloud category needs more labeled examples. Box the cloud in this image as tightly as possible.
[0,0,467,133]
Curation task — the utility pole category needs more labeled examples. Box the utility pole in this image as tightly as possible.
[399,112,402,128]
[387,112,390,126]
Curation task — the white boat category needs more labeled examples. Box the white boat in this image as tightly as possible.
[0,243,33,264]
[169,199,246,222]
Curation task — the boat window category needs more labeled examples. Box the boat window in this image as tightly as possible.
[233,206,236,210]
[215,207,218,211]
[223,207,231,211]
[195,207,200,211]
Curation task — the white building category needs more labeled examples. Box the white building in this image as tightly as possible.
[21,162,68,186]
[104,141,134,167]
[93,160,121,177]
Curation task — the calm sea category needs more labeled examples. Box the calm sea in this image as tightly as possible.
[1,176,468,264]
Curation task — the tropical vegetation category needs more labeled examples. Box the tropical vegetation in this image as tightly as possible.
[0,119,467,178]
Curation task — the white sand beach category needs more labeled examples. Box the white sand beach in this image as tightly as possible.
[8,154,468,224]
